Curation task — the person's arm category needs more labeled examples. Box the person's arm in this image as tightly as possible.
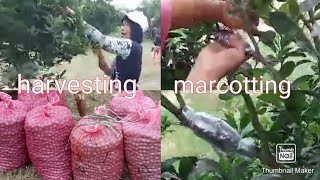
[161,0,224,48]
[170,0,225,29]
[170,0,258,31]
[84,22,133,59]
[160,0,258,48]
[93,49,112,76]
[66,7,133,59]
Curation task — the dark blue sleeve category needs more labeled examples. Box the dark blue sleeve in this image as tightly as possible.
[153,34,161,46]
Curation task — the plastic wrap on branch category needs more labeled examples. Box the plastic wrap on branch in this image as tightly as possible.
[181,106,258,158]
[208,29,254,57]
[24,97,75,180]
[70,117,124,180]
[17,90,67,111]
[122,102,161,180]
[108,90,157,119]
[0,92,29,173]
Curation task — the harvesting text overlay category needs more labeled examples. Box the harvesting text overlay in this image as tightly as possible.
[175,77,291,99]
[17,74,137,99]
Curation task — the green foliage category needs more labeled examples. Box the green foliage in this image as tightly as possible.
[82,0,119,35]
[0,0,119,88]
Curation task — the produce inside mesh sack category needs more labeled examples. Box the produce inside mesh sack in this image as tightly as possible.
[70,106,124,180]
[108,90,157,119]
[122,102,161,180]
[0,92,30,173]
[18,90,67,110]
[24,94,75,180]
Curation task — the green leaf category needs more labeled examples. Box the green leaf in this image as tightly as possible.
[283,52,306,60]
[266,130,287,143]
[308,122,320,134]
[279,61,295,78]
[250,0,272,17]
[284,91,306,111]
[269,11,300,36]
[257,107,267,114]
[296,59,311,67]
[168,32,183,39]
[224,113,238,130]
[292,75,313,89]
[258,93,284,109]
[161,172,180,180]
[288,0,300,16]
[219,92,237,101]
[239,107,251,130]
[161,157,181,173]
[178,157,198,179]
[258,30,277,42]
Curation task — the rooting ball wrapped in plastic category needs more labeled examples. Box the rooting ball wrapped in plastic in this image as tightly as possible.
[24,95,75,180]
[70,114,124,179]
[122,103,161,180]
[108,90,157,119]
[0,92,29,173]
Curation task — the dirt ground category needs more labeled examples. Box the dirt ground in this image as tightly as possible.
[0,90,160,180]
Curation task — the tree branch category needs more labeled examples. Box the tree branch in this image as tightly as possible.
[175,90,186,109]
[242,93,283,169]
[161,93,181,118]
[239,0,281,82]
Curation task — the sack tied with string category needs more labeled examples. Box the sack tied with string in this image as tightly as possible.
[122,102,161,180]
[24,94,75,180]
[108,90,157,119]
[0,92,30,173]
[70,106,124,180]
[18,90,67,111]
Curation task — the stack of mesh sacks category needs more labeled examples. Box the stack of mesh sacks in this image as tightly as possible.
[70,105,124,180]
[108,91,161,180]
[0,92,29,173]
[24,94,75,180]
[18,90,67,111]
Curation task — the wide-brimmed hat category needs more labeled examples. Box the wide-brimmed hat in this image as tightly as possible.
[120,10,149,33]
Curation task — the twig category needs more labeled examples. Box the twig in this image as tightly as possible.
[307,10,320,52]
[242,93,283,169]
[175,90,186,109]
[161,93,180,118]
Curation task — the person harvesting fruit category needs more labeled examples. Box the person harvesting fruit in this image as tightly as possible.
[67,7,148,91]
[160,0,259,90]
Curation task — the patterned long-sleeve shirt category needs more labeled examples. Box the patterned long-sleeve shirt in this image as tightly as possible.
[84,22,132,59]
[83,22,142,90]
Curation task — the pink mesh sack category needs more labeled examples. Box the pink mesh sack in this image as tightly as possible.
[122,102,161,180]
[24,95,75,180]
[18,90,67,110]
[70,106,124,180]
[108,90,157,119]
[0,92,30,173]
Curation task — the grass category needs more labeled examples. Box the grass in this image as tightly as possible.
[0,91,160,180]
